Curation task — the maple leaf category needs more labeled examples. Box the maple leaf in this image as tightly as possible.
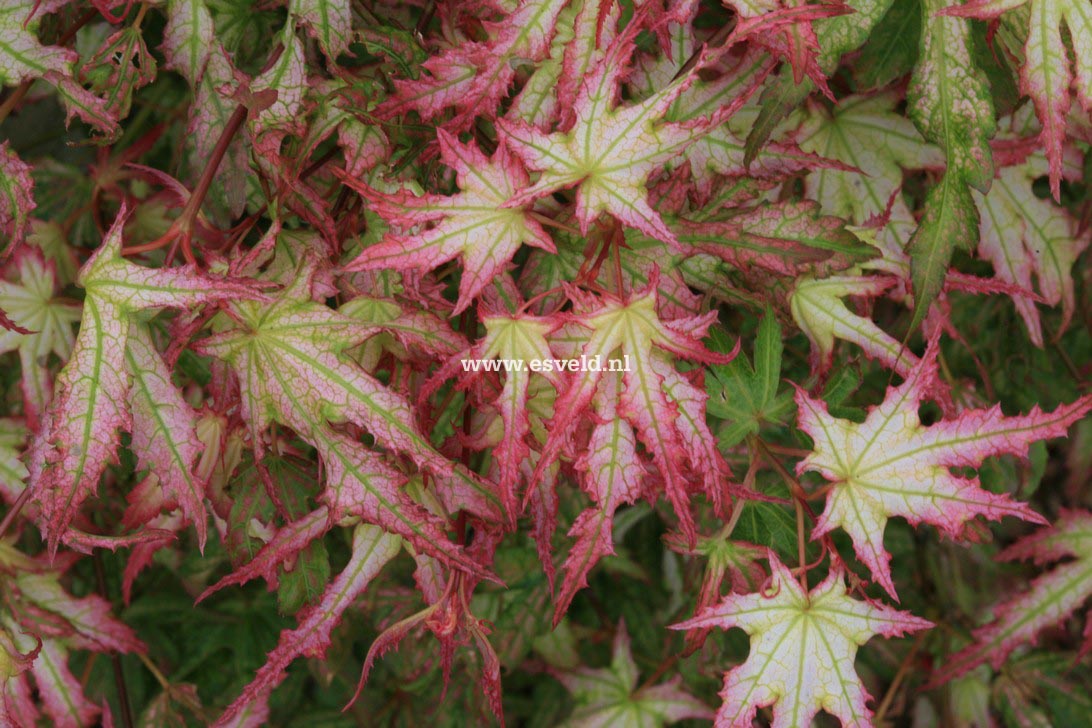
[245,53,342,251]
[973,129,1090,345]
[1,0,1089,718]
[249,22,307,153]
[906,170,981,332]
[789,273,919,378]
[678,201,872,277]
[905,0,996,330]
[0,2,73,88]
[499,27,724,247]
[27,209,257,553]
[704,311,794,449]
[532,277,738,547]
[505,0,576,127]
[0,618,39,727]
[425,308,562,524]
[195,509,326,608]
[798,92,943,252]
[289,0,352,60]
[79,25,157,121]
[557,369,645,620]
[351,527,506,724]
[552,0,619,124]
[303,80,390,179]
[0,2,121,140]
[197,260,442,474]
[908,0,996,192]
[137,682,204,728]
[161,0,249,219]
[795,334,1092,598]
[339,295,467,363]
[25,221,77,287]
[673,553,931,728]
[244,34,338,247]
[214,524,401,727]
[554,621,712,727]
[939,510,1092,685]
[339,131,555,314]
[0,142,35,256]
[627,17,833,197]
[123,324,210,550]
[522,226,709,320]
[0,545,145,728]
[195,258,499,576]
[933,510,1092,684]
[722,0,840,93]
[0,250,82,430]
[665,531,765,653]
[161,0,215,87]
[940,0,1092,200]
[986,651,1092,724]
[9,571,144,654]
[745,0,897,159]
[7,633,98,728]
[46,70,121,140]
[380,0,568,129]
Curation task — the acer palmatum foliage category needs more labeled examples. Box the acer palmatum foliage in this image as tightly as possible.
[674,552,932,728]
[0,0,1089,726]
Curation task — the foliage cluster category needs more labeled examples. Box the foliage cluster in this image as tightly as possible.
[0,0,1090,726]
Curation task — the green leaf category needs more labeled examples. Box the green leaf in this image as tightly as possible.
[819,366,866,421]
[706,312,792,448]
[0,250,81,427]
[904,0,996,329]
[555,622,711,727]
[0,418,28,503]
[908,170,980,332]
[754,309,783,408]
[277,537,331,615]
[856,0,922,89]
[732,497,798,558]
[936,511,1092,684]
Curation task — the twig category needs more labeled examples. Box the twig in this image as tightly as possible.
[756,439,817,520]
[219,144,342,257]
[873,631,927,724]
[0,488,32,541]
[670,18,737,82]
[93,551,134,728]
[760,443,811,458]
[164,102,250,265]
[0,84,31,127]
[414,0,436,37]
[715,439,761,540]
[794,497,807,590]
[637,654,679,693]
[528,211,579,235]
[135,652,170,691]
